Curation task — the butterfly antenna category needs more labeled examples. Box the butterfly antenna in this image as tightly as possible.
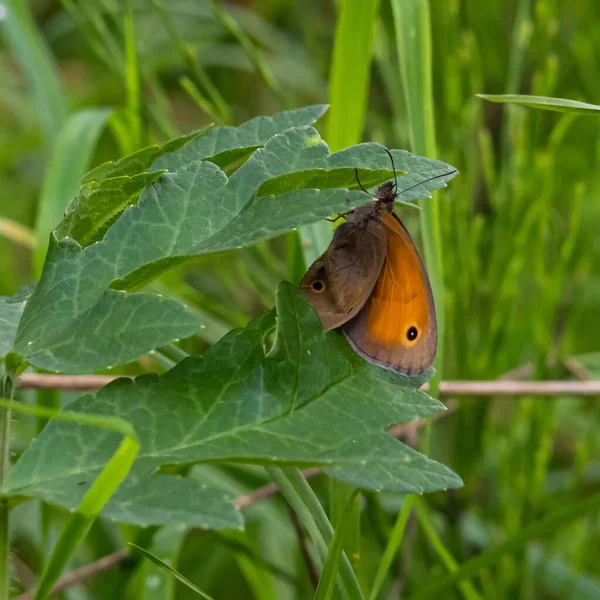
[396,169,458,197]
[354,168,374,196]
[384,148,398,192]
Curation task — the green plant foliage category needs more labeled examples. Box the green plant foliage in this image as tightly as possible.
[7,1,598,595]
[477,94,600,115]
[3,111,455,374]
[152,104,329,171]
[34,108,112,272]
[82,129,208,183]
[56,172,167,247]
[0,295,26,357]
[314,491,360,600]
[5,283,460,528]
[130,543,216,599]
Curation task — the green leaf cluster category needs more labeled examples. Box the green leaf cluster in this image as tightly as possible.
[0,105,459,530]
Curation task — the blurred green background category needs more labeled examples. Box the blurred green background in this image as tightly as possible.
[1,0,599,598]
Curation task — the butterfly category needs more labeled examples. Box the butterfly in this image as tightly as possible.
[300,150,454,376]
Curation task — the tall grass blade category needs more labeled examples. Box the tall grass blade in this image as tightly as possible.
[412,492,600,599]
[327,0,382,152]
[1,0,68,146]
[208,0,286,106]
[368,495,413,600]
[413,498,482,600]
[123,2,143,150]
[130,543,215,600]
[477,94,600,115]
[34,108,112,274]
[0,399,139,600]
[314,490,360,600]
[392,0,446,394]
[265,467,364,600]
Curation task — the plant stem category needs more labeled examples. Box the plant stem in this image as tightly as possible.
[0,367,16,600]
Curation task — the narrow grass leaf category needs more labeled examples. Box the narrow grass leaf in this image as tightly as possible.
[266,468,362,600]
[476,94,600,115]
[368,495,414,600]
[208,0,285,105]
[413,498,482,600]
[130,543,216,599]
[314,490,361,600]
[34,108,112,273]
[327,0,382,152]
[392,0,447,394]
[303,0,382,263]
[0,399,139,599]
[412,493,600,599]
[122,3,143,150]
[1,0,68,145]
[150,0,231,123]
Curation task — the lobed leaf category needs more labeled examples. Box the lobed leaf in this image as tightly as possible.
[6,283,462,528]
[152,104,329,172]
[21,289,198,374]
[13,124,456,373]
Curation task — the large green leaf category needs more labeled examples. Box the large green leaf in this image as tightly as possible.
[21,289,198,373]
[13,124,456,373]
[6,283,461,528]
[152,104,328,172]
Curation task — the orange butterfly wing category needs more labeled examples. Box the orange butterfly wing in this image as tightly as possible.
[341,211,437,375]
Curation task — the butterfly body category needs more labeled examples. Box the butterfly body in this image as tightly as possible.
[300,175,437,376]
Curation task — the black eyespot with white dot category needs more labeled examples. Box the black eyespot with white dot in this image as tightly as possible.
[312,281,325,293]
[407,326,418,341]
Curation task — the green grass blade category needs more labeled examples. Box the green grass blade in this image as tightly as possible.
[300,0,382,261]
[0,398,139,600]
[123,2,143,150]
[130,543,215,600]
[412,492,600,599]
[265,467,364,600]
[368,495,414,600]
[413,498,482,600]
[314,490,360,600]
[392,0,445,395]
[208,0,286,106]
[34,107,112,274]
[1,0,68,146]
[477,94,600,115]
[328,480,361,585]
[327,0,382,152]
[150,0,231,123]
